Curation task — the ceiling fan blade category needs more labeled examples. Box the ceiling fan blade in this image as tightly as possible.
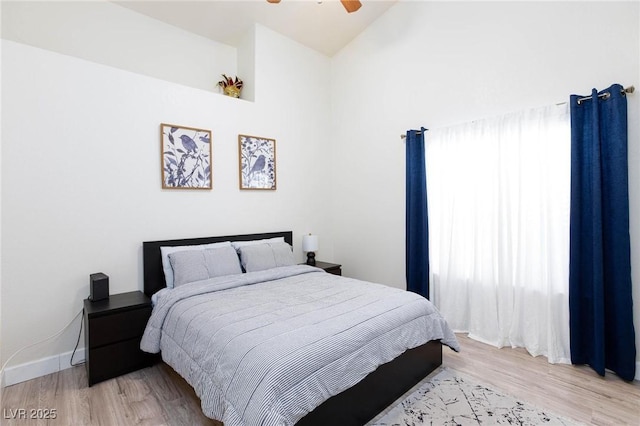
[266,0,361,13]
[340,0,362,13]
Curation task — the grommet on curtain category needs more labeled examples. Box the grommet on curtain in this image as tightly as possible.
[575,85,634,105]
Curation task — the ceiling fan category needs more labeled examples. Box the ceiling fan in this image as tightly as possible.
[266,0,362,14]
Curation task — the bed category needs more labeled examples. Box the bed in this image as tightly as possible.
[140,231,459,425]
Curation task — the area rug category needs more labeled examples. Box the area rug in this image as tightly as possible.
[367,368,581,425]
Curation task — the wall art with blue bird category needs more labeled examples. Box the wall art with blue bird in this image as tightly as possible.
[161,123,212,189]
[238,134,276,190]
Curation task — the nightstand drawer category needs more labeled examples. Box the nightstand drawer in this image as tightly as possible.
[87,338,152,385]
[88,306,151,348]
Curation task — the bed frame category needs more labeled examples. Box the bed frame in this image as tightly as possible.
[142,231,443,425]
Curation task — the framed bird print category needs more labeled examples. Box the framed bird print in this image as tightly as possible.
[161,123,212,190]
[238,134,276,190]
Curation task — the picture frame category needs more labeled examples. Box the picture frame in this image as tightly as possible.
[161,123,212,190]
[238,134,277,190]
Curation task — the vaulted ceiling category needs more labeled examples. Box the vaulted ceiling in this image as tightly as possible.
[113,0,398,57]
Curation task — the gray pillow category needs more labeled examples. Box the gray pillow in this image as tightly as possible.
[160,241,231,288]
[230,237,285,252]
[169,245,242,287]
[238,242,295,272]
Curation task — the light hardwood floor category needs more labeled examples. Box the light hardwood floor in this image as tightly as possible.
[445,335,640,425]
[2,335,638,425]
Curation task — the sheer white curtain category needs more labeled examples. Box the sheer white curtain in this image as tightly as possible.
[426,103,571,363]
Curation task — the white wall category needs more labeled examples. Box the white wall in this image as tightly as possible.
[2,0,639,381]
[238,25,256,102]
[330,0,640,368]
[0,0,4,399]
[0,21,332,369]
[1,0,237,94]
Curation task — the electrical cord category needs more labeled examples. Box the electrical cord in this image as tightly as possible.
[70,308,85,367]
[0,307,84,375]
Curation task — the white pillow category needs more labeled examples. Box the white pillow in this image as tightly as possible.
[231,237,285,252]
[238,242,295,273]
[160,241,231,288]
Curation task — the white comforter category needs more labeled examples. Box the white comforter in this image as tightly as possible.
[141,265,459,426]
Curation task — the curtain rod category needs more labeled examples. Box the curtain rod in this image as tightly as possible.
[400,133,418,139]
[400,129,428,140]
[400,85,635,138]
[576,85,634,105]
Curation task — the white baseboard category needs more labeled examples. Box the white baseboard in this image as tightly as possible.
[636,362,640,382]
[4,348,85,387]
[0,368,5,409]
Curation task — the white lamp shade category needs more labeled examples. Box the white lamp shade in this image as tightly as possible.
[302,234,318,252]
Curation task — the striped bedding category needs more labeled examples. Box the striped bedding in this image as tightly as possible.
[140,265,459,426]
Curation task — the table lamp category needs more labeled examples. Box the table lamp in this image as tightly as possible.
[302,234,318,266]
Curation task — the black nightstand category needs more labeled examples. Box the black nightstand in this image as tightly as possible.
[313,261,342,276]
[84,291,155,386]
